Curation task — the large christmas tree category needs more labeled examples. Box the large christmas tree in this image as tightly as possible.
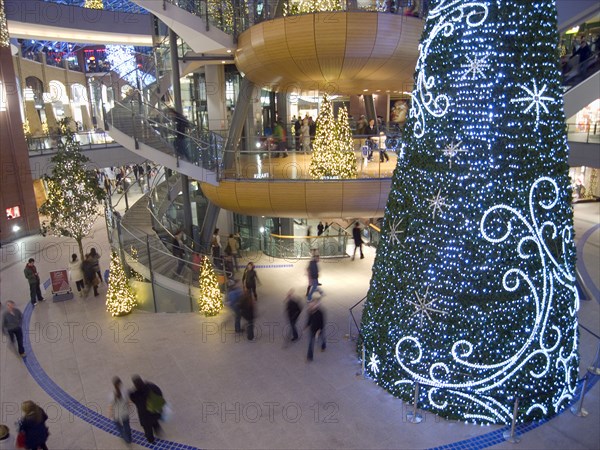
[360,0,578,424]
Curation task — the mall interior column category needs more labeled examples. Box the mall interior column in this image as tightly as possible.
[205,65,228,132]
[0,20,41,241]
[364,94,376,123]
[222,77,257,169]
[169,28,193,240]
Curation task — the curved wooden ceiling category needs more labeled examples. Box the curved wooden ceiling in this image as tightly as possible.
[201,179,392,218]
[235,12,423,95]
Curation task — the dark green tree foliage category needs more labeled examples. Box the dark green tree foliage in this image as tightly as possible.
[39,118,106,260]
[360,0,578,424]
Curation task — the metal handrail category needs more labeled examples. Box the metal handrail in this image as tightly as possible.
[348,295,367,341]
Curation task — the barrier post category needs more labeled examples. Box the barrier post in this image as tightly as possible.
[588,342,600,376]
[356,344,365,377]
[570,376,589,417]
[406,382,423,423]
[502,397,521,443]
[362,344,366,379]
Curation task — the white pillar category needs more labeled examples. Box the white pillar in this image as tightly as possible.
[205,64,228,132]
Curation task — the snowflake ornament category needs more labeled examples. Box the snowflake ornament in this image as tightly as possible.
[389,218,405,247]
[427,188,449,219]
[441,140,467,168]
[368,353,380,375]
[407,285,448,327]
[510,80,554,130]
[460,54,490,80]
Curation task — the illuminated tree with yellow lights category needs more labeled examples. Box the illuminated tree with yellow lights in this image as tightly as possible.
[309,95,357,179]
[284,0,342,16]
[336,106,358,172]
[106,251,137,317]
[198,256,223,316]
[129,246,145,281]
[84,0,103,9]
[39,118,106,260]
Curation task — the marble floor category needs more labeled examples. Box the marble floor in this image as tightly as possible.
[0,200,598,450]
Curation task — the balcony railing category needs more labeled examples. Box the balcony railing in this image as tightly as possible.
[27,131,116,155]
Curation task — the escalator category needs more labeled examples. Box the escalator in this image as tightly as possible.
[132,0,235,53]
[93,54,223,185]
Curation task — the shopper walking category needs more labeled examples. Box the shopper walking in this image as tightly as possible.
[24,258,44,306]
[226,233,240,272]
[82,253,100,297]
[129,375,164,444]
[285,289,302,342]
[351,222,365,260]
[18,401,49,450]
[305,300,326,361]
[306,254,324,301]
[242,262,260,302]
[2,301,25,357]
[110,376,132,444]
[69,253,85,296]
[227,280,244,333]
[87,248,102,283]
[172,230,186,277]
[240,289,256,341]
[211,228,221,258]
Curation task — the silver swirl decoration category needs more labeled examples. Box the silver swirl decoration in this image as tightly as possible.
[409,1,489,138]
[394,177,578,420]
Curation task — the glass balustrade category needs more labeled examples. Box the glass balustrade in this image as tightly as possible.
[27,131,115,154]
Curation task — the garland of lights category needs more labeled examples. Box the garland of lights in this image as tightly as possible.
[0,0,9,48]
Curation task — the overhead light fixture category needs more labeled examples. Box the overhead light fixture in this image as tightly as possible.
[565,26,579,35]
[226,49,232,53]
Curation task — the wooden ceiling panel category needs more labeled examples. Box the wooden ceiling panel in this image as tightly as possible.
[201,179,392,218]
[269,182,308,216]
[235,12,423,95]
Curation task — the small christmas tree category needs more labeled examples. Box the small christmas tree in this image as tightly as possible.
[198,256,223,316]
[309,95,357,179]
[106,251,137,317]
[129,246,145,282]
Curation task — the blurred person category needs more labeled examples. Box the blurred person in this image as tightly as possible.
[285,289,302,342]
[69,253,85,296]
[109,376,132,444]
[306,254,324,301]
[305,299,326,361]
[18,401,49,450]
[129,375,164,444]
[2,301,25,357]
